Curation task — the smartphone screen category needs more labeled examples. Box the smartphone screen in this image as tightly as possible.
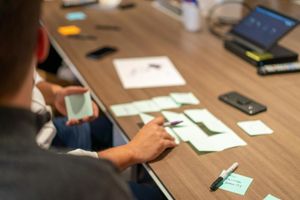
[86,46,117,60]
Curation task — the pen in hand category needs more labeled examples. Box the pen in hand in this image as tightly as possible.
[163,120,183,127]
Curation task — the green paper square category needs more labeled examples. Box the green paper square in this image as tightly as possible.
[65,91,93,120]
[132,100,161,113]
[219,173,253,195]
[264,194,280,200]
[152,96,180,110]
[110,103,139,117]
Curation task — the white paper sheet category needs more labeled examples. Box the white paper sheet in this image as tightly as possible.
[172,126,208,142]
[189,132,247,152]
[162,111,195,127]
[184,109,227,132]
[180,109,246,152]
[237,120,273,136]
[114,56,186,89]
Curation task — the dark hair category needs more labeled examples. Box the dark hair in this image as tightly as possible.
[0,0,42,96]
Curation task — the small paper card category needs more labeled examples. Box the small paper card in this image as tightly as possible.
[264,194,281,200]
[152,96,180,110]
[110,103,139,117]
[65,91,93,120]
[139,113,155,124]
[132,100,161,113]
[66,12,87,21]
[170,92,200,105]
[237,120,273,136]
[219,173,253,195]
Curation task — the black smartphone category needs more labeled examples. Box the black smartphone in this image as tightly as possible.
[219,91,267,115]
[86,46,117,60]
[118,3,136,10]
[62,0,98,8]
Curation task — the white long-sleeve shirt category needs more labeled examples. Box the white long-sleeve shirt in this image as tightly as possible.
[32,71,98,158]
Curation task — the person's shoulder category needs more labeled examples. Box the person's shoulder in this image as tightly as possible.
[39,151,133,200]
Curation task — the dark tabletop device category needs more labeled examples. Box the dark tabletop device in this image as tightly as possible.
[224,6,299,67]
[219,91,267,115]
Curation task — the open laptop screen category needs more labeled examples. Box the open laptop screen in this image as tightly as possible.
[230,6,298,50]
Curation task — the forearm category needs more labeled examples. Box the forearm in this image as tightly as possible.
[98,145,137,171]
[36,81,62,105]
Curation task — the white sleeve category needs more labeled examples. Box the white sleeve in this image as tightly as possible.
[67,149,99,159]
[34,70,44,85]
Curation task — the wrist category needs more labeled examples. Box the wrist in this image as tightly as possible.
[123,143,141,165]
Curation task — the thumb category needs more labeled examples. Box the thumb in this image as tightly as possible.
[64,86,89,96]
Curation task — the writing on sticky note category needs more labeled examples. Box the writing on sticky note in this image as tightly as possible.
[66,12,86,21]
[264,194,280,200]
[65,91,93,120]
[219,173,253,195]
[58,25,81,36]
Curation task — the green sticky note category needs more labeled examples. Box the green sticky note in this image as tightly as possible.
[66,12,86,21]
[184,109,227,133]
[264,194,281,200]
[65,91,93,120]
[110,103,139,117]
[133,100,161,113]
[219,173,253,195]
[139,113,155,124]
[152,96,180,110]
[170,92,200,105]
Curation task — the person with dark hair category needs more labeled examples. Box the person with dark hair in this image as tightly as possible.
[0,1,176,199]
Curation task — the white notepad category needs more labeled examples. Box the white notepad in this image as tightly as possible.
[114,56,186,89]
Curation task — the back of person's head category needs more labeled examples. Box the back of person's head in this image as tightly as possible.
[0,0,42,97]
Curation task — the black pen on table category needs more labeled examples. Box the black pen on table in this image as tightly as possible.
[210,162,239,191]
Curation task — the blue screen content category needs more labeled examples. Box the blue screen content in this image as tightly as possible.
[232,7,297,50]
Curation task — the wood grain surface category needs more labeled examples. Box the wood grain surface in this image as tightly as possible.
[42,1,300,199]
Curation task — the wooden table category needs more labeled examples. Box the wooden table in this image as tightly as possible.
[42,1,300,199]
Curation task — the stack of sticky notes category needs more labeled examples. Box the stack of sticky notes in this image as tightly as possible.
[237,120,273,136]
[110,92,200,117]
[58,25,81,36]
[138,110,246,152]
[65,91,93,120]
